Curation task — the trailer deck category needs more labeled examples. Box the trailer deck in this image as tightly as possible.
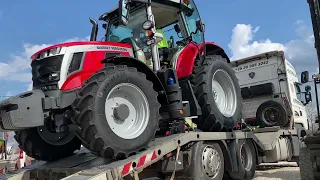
[0,128,297,180]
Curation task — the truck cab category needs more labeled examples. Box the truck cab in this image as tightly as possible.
[231,50,311,130]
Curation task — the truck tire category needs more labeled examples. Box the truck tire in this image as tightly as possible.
[72,65,160,159]
[189,141,225,180]
[299,147,315,180]
[226,140,257,180]
[256,100,289,128]
[191,55,242,131]
[14,128,81,161]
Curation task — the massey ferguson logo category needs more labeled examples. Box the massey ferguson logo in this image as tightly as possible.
[249,72,255,79]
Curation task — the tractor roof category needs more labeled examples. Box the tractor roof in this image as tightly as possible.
[99,0,190,28]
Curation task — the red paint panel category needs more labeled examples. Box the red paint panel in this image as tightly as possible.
[31,41,132,60]
[61,51,130,91]
[176,43,199,79]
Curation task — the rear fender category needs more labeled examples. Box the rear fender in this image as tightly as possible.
[175,42,230,79]
[205,42,230,63]
[101,56,168,101]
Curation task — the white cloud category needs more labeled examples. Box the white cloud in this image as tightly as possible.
[0,36,90,85]
[228,21,317,74]
[5,92,12,97]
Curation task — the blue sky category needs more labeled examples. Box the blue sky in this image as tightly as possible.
[0,0,316,99]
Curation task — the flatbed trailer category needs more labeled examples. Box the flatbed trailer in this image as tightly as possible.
[0,127,303,180]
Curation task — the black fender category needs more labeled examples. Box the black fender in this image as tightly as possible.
[101,56,168,102]
[205,43,230,63]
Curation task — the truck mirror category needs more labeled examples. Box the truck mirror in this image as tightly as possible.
[119,0,130,26]
[305,85,312,92]
[305,91,312,105]
[196,20,205,32]
[301,71,309,84]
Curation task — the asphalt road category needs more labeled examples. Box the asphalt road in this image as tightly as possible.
[253,162,301,180]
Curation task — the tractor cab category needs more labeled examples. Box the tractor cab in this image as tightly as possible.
[98,0,205,71]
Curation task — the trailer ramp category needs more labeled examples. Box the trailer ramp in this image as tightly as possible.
[0,131,254,180]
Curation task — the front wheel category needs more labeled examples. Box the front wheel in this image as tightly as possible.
[72,65,160,159]
[14,128,81,161]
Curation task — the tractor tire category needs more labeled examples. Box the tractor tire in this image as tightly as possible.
[14,128,81,161]
[191,55,242,132]
[299,147,315,180]
[72,65,160,159]
[256,100,289,128]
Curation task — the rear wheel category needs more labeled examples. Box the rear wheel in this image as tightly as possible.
[72,65,160,159]
[14,128,81,161]
[226,140,257,180]
[191,55,242,131]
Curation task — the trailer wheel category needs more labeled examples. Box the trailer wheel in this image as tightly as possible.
[256,100,289,127]
[192,55,242,131]
[189,141,225,180]
[73,65,160,159]
[226,140,257,180]
[14,128,81,161]
[299,147,315,180]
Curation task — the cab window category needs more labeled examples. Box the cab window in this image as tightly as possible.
[294,82,303,102]
[181,0,204,45]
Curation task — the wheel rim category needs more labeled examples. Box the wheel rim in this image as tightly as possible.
[262,107,279,125]
[202,145,222,178]
[240,143,253,171]
[212,69,237,117]
[105,83,150,139]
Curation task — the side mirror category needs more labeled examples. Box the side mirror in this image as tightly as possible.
[119,0,130,26]
[305,91,312,105]
[174,24,181,33]
[305,85,312,92]
[301,71,309,84]
[196,20,205,32]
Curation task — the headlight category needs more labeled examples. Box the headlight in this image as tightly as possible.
[48,73,60,81]
[49,47,62,56]
[37,47,62,60]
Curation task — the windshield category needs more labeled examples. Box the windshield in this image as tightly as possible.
[106,7,148,43]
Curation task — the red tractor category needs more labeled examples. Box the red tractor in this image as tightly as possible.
[0,0,241,161]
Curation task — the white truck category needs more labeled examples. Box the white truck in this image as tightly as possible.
[231,50,312,131]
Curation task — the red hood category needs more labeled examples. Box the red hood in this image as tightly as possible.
[31,41,132,60]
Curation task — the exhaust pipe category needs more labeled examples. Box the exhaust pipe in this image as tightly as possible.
[89,17,98,41]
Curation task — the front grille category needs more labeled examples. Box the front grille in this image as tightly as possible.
[31,55,63,89]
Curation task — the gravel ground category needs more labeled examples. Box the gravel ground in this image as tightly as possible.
[253,162,301,180]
